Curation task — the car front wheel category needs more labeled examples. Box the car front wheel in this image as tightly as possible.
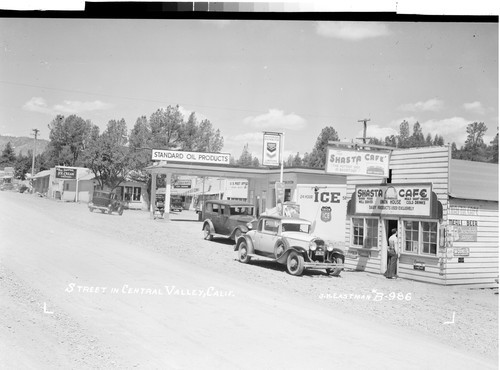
[238,241,251,264]
[118,207,124,216]
[203,224,213,240]
[287,251,305,276]
[327,257,343,277]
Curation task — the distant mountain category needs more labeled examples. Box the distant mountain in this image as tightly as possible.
[0,135,49,156]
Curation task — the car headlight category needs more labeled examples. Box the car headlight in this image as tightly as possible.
[246,222,253,230]
[309,241,317,251]
[327,242,334,252]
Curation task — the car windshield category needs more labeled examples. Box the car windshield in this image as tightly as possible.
[282,223,310,233]
[230,206,253,216]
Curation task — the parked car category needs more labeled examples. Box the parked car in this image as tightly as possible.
[202,200,257,241]
[88,190,124,215]
[235,215,344,276]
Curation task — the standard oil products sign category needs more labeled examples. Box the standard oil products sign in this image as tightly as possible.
[354,184,432,217]
[151,150,230,165]
[326,147,390,177]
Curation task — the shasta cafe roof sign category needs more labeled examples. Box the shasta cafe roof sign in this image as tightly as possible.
[151,149,230,165]
[325,146,390,177]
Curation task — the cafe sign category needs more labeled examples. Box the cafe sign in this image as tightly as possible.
[325,147,390,177]
[354,183,432,217]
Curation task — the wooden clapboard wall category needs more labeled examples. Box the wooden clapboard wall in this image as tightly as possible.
[344,146,451,284]
[389,146,450,284]
[445,199,498,287]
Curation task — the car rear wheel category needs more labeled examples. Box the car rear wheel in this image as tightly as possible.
[118,207,123,216]
[238,241,251,264]
[203,224,213,240]
[287,251,305,276]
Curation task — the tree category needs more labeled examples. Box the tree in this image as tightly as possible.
[149,106,183,149]
[179,112,199,151]
[385,135,397,147]
[461,122,488,161]
[83,119,131,190]
[236,143,254,167]
[410,122,425,147]
[425,133,433,146]
[488,131,498,163]
[0,142,16,168]
[196,119,224,152]
[306,126,339,168]
[398,120,410,148]
[14,152,31,179]
[46,114,96,167]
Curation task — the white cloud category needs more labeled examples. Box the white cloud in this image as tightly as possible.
[398,98,444,112]
[243,109,307,131]
[23,97,112,115]
[463,101,485,115]
[419,117,470,145]
[316,21,390,41]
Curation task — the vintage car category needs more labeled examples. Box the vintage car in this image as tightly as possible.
[88,190,124,215]
[235,215,345,276]
[202,200,257,241]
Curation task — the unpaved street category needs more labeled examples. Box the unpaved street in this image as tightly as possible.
[0,191,498,369]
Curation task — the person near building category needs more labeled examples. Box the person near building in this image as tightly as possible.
[384,228,399,279]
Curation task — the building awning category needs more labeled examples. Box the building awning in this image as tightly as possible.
[33,170,51,178]
[449,159,498,202]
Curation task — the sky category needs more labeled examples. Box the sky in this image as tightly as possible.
[0,9,498,160]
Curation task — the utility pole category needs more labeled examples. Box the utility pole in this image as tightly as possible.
[357,118,370,144]
[31,129,39,178]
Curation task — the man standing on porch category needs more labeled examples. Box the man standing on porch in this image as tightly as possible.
[384,228,399,279]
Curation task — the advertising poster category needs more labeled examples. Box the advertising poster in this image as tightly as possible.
[262,132,282,167]
[295,184,347,243]
[325,147,390,177]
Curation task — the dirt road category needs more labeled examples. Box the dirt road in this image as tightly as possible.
[0,191,497,369]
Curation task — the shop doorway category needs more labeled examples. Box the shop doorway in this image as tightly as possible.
[381,219,398,273]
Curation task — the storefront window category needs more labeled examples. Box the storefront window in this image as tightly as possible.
[404,221,419,253]
[352,218,378,248]
[133,187,141,201]
[422,222,437,255]
[365,218,379,248]
[352,218,364,246]
[404,220,438,256]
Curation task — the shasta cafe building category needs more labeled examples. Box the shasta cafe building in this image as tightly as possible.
[333,144,498,287]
